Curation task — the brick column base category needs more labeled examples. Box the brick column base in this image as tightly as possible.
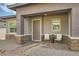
[15,35,32,44]
[62,35,70,45]
[16,35,26,44]
[6,34,16,40]
[69,39,79,51]
[62,36,79,51]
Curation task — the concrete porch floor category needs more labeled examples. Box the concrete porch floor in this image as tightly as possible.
[0,40,79,56]
[24,42,79,56]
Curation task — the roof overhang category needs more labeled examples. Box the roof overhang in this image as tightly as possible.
[23,8,71,17]
[8,3,30,10]
[0,15,16,19]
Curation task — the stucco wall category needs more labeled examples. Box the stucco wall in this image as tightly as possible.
[16,3,77,15]
[24,14,68,36]
[24,16,42,35]
[71,7,79,37]
[42,14,69,35]
[24,17,32,35]
[16,3,79,37]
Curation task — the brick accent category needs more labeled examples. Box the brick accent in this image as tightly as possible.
[6,34,16,40]
[69,39,79,51]
[62,35,70,45]
[15,35,32,44]
[26,35,32,41]
[62,35,79,51]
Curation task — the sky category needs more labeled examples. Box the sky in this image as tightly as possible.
[0,3,16,17]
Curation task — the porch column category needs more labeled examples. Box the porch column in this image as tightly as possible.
[16,15,25,44]
[69,7,79,51]
[71,8,79,37]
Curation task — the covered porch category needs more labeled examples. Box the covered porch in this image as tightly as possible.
[16,8,71,45]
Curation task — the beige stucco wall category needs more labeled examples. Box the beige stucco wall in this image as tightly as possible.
[16,3,79,37]
[24,17,32,35]
[42,14,69,35]
[16,3,78,15]
[24,14,69,35]
[24,16,42,35]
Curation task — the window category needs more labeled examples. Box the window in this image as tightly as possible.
[10,28,16,32]
[9,23,16,32]
[7,20,16,33]
[51,18,61,32]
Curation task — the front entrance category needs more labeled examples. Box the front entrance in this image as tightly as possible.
[32,19,41,41]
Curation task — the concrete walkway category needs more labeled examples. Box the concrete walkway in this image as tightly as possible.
[0,40,39,56]
[24,42,79,56]
[0,40,79,56]
[4,42,39,56]
[0,40,20,50]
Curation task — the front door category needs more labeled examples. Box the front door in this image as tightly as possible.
[32,19,41,41]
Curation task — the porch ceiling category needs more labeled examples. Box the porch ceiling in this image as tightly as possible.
[23,8,71,17]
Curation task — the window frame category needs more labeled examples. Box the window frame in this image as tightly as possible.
[7,20,16,33]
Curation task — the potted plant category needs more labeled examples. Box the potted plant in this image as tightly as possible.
[49,34,56,43]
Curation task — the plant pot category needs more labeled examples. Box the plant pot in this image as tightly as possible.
[49,34,56,43]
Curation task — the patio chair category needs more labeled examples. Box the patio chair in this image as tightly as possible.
[55,34,62,43]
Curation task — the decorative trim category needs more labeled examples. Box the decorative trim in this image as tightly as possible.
[24,34,32,35]
[7,33,16,35]
[59,34,79,39]
[69,37,79,39]
[67,35,79,39]
[68,12,71,37]
[15,35,26,36]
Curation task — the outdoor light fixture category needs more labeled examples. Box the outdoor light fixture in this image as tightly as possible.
[44,13,48,16]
